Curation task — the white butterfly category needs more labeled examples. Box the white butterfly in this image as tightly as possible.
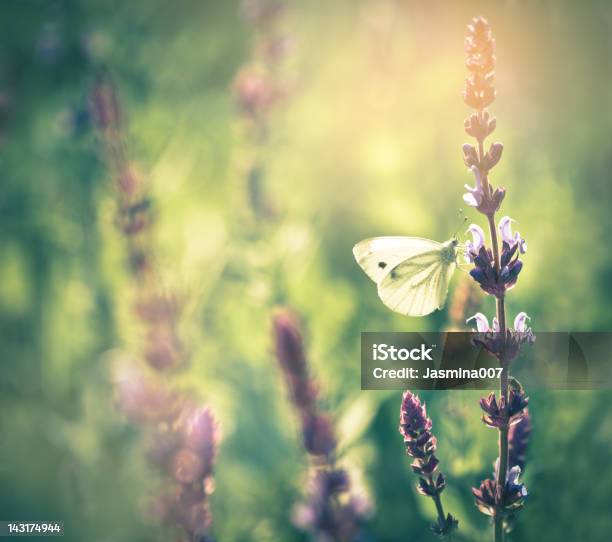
[353,236,460,317]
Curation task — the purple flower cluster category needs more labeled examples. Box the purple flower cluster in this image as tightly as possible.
[399,391,457,536]
[465,218,526,298]
[472,465,527,518]
[467,310,535,362]
[479,390,529,429]
[463,164,506,215]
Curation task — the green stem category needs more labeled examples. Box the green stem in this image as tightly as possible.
[486,214,509,542]
[428,474,448,537]
[494,516,504,542]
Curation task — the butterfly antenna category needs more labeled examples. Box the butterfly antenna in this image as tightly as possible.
[452,210,469,239]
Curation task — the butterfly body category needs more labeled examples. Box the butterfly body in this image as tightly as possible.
[440,239,459,263]
[353,237,459,317]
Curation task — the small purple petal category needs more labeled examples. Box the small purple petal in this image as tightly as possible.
[507,465,521,486]
[463,192,480,207]
[463,166,485,207]
[470,165,483,191]
[505,260,523,284]
[492,317,499,332]
[498,216,515,244]
[469,267,485,284]
[467,224,485,253]
[513,312,530,332]
[466,312,491,332]
[500,241,518,267]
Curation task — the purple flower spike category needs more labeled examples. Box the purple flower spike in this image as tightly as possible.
[399,391,432,439]
[273,308,318,411]
[461,15,532,535]
[399,391,458,536]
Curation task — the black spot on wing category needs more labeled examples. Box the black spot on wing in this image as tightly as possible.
[378,261,387,269]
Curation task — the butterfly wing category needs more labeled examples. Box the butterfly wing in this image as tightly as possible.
[377,248,456,317]
[353,237,443,283]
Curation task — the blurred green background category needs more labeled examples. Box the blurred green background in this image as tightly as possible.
[1,0,612,540]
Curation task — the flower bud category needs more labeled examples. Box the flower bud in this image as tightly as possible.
[482,142,503,171]
[462,143,479,168]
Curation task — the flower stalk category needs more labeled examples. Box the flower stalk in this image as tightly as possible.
[462,17,532,540]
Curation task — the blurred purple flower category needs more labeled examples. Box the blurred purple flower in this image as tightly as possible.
[273,308,337,457]
[292,468,371,541]
[233,66,282,121]
[274,307,372,539]
[111,359,180,424]
[301,412,337,457]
